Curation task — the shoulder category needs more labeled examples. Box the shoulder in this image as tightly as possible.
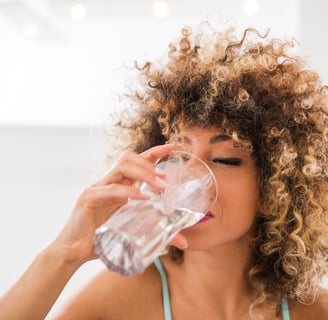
[291,287,328,320]
[53,262,163,320]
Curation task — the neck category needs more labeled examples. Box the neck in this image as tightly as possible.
[171,239,256,319]
[186,239,252,292]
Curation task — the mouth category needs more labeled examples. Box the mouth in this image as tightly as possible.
[197,211,214,224]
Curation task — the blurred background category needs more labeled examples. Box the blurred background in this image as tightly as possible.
[0,0,327,317]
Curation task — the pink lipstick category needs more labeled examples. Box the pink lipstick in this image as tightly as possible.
[197,211,214,224]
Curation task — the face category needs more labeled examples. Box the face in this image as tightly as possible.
[178,127,260,251]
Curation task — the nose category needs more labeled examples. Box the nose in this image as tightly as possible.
[176,150,204,168]
[182,148,209,166]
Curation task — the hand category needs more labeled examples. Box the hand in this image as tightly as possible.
[49,144,187,267]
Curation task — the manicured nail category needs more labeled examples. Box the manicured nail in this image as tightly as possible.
[155,167,166,177]
[140,190,155,198]
[178,238,188,249]
[155,177,169,188]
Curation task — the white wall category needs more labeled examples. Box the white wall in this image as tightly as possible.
[0,0,306,127]
[0,126,110,317]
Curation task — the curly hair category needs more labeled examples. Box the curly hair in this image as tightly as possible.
[107,23,328,314]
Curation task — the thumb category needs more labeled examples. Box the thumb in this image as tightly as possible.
[169,234,188,249]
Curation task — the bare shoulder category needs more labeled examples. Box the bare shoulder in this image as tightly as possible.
[291,287,328,320]
[52,263,163,320]
[308,287,328,317]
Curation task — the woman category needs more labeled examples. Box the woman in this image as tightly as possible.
[1,24,328,319]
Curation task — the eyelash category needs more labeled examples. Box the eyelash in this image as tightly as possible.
[212,158,242,166]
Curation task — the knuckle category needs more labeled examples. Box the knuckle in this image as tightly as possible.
[120,150,136,161]
[110,150,136,170]
[77,187,97,210]
[79,186,95,202]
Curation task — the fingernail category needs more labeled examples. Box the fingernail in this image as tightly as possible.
[155,177,169,188]
[140,190,155,198]
[178,239,188,249]
[155,167,166,176]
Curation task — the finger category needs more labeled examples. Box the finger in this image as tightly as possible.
[96,145,174,186]
[96,150,164,185]
[110,162,168,190]
[169,233,188,249]
[95,161,167,190]
[98,183,155,201]
[114,150,157,171]
[78,183,153,212]
[140,144,175,163]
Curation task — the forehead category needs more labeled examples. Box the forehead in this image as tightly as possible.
[180,127,231,142]
[171,126,253,155]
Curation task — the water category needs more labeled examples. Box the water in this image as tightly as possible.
[94,200,204,276]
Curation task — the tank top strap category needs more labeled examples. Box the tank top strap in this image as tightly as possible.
[155,258,291,320]
[281,298,291,320]
[154,258,173,320]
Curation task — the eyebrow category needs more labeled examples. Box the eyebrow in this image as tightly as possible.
[183,134,232,144]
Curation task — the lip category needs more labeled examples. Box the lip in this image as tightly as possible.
[197,211,214,224]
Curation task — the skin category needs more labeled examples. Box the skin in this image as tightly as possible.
[0,144,185,320]
[1,127,328,319]
[179,127,260,251]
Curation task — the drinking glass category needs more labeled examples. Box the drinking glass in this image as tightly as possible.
[94,150,218,276]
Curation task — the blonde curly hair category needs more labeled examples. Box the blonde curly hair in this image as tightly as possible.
[107,24,328,313]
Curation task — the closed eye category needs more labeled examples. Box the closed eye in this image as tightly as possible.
[213,158,242,166]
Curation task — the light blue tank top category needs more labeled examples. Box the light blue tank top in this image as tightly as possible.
[154,258,291,320]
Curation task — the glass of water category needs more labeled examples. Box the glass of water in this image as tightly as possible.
[94,150,218,276]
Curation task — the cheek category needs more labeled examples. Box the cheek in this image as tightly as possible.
[217,175,259,221]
